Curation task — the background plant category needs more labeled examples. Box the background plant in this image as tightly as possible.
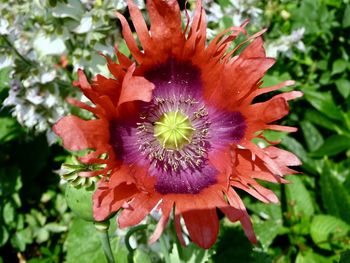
[0,0,349,262]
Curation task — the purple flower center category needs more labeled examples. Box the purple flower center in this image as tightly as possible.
[110,60,246,194]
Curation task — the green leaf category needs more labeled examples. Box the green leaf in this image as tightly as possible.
[44,223,68,233]
[0,117,22,144]
[0,225,9,247]
[35,228,50,244]
[263,130,288,142]
[133,250,153,263]
[52,0,84,20]
[324,0,341,8]
[0,67,11,91]
[319,71,331,85]
[332,59,347,75]
[335,79,350,99]
[262,72,292,88]
[305,110,345,133]
[254,218,282,251]
[343,4,350,28]
[65,217,128,263]
[55,193,68,215]
[285,175,315,218]
[309,135,350,157]
[247,199,282,251]
[3,201,16,226]
[303,90,343,121]
[211,226,253,263]
[295,250,333,263]
[292,0,333,35]
[320,161,350,224]
[281,136,323,174]
[170,243,210,263]
[10,228,33,252]
[31,209,47,226]
[300,121,324,151]
[281,137,308,162]
[251,250,272,263]
[0,167,22,197]
[310,215,350,251]
[340,250,350,263]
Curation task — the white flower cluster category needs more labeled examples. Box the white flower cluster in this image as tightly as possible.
[266,28,306,58]
[206,0,263,25]
[204,0,263,38]
[0,0,126,144]
[3,78,67,145]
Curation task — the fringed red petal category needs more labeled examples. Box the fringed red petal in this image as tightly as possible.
[114,45,132,69]
[146,0,184,61]
[100,53,126,80]
[240,36,266,58]
[66,98,101,116]
[118,194,159,229]
[118,64,155,106]
[93,181,139,221]
[182,208,219,249]
[265,146,302,167]
[149,200,174,244]
[127,0,153,52]
[53,116,109,152]
[116,12,144,63]
[53,0,303,250]
[226,189,257,243]
[93,74,121,105]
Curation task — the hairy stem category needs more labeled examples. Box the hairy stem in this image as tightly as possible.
[95,221,115,263]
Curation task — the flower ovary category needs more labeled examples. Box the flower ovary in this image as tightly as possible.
[154,111,195,149]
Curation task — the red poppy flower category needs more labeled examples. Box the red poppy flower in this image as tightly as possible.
[54,0,302,248]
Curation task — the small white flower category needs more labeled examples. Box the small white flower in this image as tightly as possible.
[74,16,93,34]
[207,3,224,23]
[36,117,49,132]
[0,18,9,35]
[22,106,37,128]
[0,55,14,69]
[26,88,44,105]
[266,27,306,58]
[45,93,59,108]
[40,71,56,84]
[33,32,66,57]
[46,130,58,146]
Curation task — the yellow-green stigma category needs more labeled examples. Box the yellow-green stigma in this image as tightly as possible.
[154,111,195,149]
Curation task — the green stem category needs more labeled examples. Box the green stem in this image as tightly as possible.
[95,221,115,263]
[171,219,185,263]
[1,35,32,65]
[159,235,171,263]
[125,224,148,263]
[125,224,148,253]
[175,236,185,263]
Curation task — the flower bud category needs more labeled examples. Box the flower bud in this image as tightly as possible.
[65,183,95,222]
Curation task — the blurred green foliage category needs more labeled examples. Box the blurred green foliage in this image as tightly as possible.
[1,0,350,262]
